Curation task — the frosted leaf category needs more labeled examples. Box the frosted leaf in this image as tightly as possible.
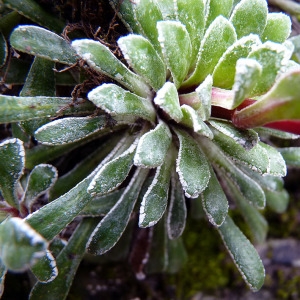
[279,147,300,167]
[201,165,228,227]
[180,105,213,139]
[218,216,265,291]
[175,128,211,198]
[255,127,300,140]
[154,82,183,122]
[0,138,25,209]
[0,261,6,298]
[118,34,166,91]
[209,119,259,150]
[229,0,268,39]
[154,0,177,20]
[195,75,213,120]
[134,121,172,168]
[205,0,233,28]
[182,16,237,88]
[0,32,7,68]
[261,13,291,43]
[213,34,261,89]
[157,20,192,88]
[88,84,156,123]
[139,149,174,228]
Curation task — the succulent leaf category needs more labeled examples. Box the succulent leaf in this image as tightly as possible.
[205,0,234,28]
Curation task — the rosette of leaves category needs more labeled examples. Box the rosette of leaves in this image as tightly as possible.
[1,0,300,298]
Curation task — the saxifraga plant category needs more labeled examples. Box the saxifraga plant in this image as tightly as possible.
[1,0,300,298]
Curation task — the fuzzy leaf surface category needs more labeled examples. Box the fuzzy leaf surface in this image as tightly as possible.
[0,261,6,298]
[218,216,265,291]
[10,26,77,64]
[205,0,233,28]
[195,75,213,120]
[279,147,300,167]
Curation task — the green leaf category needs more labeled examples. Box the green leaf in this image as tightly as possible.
[0,95,95,124]
[157,20,192,88]
[88,168,149,255]
[247,42,286,96]
[34,116,112,145]
[0,260,7,298]
[30,250,58,283]
[222,176,268,244]
[212,34,260,89]
[139,148,174,228]
[205,0,233,28]
[10,26,76,64]
[279,147,300,167]
[0,138,24,208]
[154,82,183,122]
[118,34,166,91]
[22,164,58,210]
[231,58,263,108]
[183,16,237,88]
[217,216,265,291]
[261,13,291,43]
[175,129,211,198]
[88,140,138,196]
[167,170,186,239]
[88,84,156,123]
[0,32,7,68]
[233,70,300,128]
[132,0,163,54]
[209,120,259,150]
[154,0,176,20]
[180,105,213,138]
[134,121,172,168]
[72,39,151,98]
[201,165,228,227]
[0,217,48,271]
[195,75,213,120]
[229,0,268,39]
[2,0,64,33]
[166,237,188,273]
[29,218,99,300]
[265,188,289,214]
[177,0,206,67]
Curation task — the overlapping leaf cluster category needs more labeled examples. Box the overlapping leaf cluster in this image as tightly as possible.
[0,0,300,298]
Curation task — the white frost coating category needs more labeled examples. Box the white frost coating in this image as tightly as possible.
[39,250,58,282]
[195,75,212,120]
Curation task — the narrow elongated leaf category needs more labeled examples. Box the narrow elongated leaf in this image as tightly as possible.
[0,95,94,123]
[177,0,205,67]
[29,218,99,300]
[0,33,7,67]
[195,75,213,120]
[233,70,300,128]
[88,168,149,255]
[134,121,172,168]
[72,39,151,98]
[223,176,268,244]
[167,170,186,239]
[209,120,259,150]
[2,0,64,33]
[166,237,188,273]
[232,58,263,108]
[229,0,268,39]
[34,116,110,145]
[183,16,236,88]
[30,250,58,283]
[22,164,58,210]
[88,84,156,123]
[201,165,228,227]
[0,218,48,271]
[279,147,300,167]
[10,26,76,64]
[175,129,211,198]
[154,82,183,122]
[180,105,213,138]
[88,141,138,196]
[265,188,289,214]
[218,216,265,291]
[213,34,260,89]
[205,0,233,27]
[157,20,192,88]
[139,149,174,228]
[118,34,166,91]
[0,261,6,298]
[261,13,291,43]
[0,138,24,208]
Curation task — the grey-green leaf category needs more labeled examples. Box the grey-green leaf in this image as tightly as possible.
[175,129,211,198]
[118,34,166,91]
[205,0,234,28]
[278,147,300,167]
[134,121,172,168]
[88,84,156,123]
[10,25,77,65]
[0,218,48,271]
[218,216,265,291]
[0,33,7,68]
[0,138,24,208]
[88,168,149,255]
[0,260,6,298]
